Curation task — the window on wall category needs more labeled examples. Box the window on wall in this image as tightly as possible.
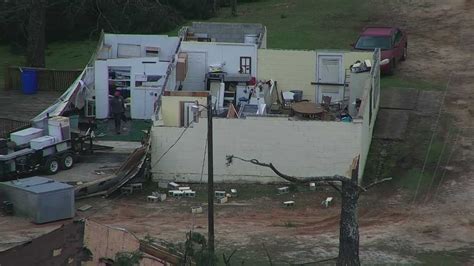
[240,57,251,74]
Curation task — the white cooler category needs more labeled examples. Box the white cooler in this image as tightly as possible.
[48,116,70,142]
[11,127,44,146]
[30,136,56,150]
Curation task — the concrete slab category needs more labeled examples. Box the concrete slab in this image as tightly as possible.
[52,151,132,183]
[374,109,410,140]
[380,88,419,110]
[416,90,443,116]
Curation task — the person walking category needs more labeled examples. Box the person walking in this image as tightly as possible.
[110,91,125,134]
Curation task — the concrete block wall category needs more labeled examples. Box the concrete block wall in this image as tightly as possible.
[190,22,265,43]
[151,117,362,183]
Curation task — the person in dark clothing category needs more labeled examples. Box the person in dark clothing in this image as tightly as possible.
[111,91,125,134]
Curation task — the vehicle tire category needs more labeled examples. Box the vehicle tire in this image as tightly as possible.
[401,43,408,61]
[44,156,60,175]
[60,152,75,170]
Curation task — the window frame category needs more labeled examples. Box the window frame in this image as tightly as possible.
[239,56,252,74]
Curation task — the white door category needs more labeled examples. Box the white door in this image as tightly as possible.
[144,88,161,120]
[182,52,207,91]
[316,54,344,103]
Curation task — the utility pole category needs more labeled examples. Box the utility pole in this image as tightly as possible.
[207,94,215,263]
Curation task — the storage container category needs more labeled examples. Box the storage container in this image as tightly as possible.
[21,68,38,95]
[48,116,70,141]
[30,135,56,150]
[0,176,74,224]
[10,127,44,146]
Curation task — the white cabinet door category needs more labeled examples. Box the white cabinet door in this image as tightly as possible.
[131,88,146,119]
[316,54,344,103]
[94,60,109,119]
[144,89,160,120]
[131,88,161,120]
[182,52,207,91]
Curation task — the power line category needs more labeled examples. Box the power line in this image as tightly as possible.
[423,128,452,203]
[199,136,208,184]
[151,122,193,169]
[434,128,464,199]
[412,73,452,204]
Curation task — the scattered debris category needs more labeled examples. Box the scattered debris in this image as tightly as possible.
[168,182,180,190]
[151,192,167,201]
[183,190,196,198]
[191,206,203,214]
[77,205,92,212]
[321,197,333,208]
[215,191,226,198]
[218,197,228,204]
[121,186,133,195]
[278,186,289,194]
[283,201,295,207]
[130,183,143,191]
[158,180,169,189]
[168,190,184,198]
[147,196,159,202]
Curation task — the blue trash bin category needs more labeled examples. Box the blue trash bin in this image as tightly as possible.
[21,68,38,95]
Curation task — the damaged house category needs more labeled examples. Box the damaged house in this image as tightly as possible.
[27,22,380,185]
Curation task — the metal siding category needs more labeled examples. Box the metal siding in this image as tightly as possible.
[0,177,74,223]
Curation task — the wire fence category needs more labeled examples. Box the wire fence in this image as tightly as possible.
[0,118,31,139]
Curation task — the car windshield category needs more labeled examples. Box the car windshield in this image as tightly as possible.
[355,36,392,50]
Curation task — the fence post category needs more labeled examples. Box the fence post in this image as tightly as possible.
[4,66,10,91]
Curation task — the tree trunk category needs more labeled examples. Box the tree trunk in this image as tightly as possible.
[337,180,360,266]
[231,0,237,16]
[26,0,47,68]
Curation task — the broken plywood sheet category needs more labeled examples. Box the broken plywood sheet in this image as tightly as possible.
[380,88,419,110]
[374,109,410,140]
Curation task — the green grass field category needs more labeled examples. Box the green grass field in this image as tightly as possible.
[1,0,437,92]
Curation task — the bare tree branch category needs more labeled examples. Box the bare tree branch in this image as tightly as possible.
[326,181,342,193]
[361,177,392,192]
[226,154,393,266]
[227,155,349,184]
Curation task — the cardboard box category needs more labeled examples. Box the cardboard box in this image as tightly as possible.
[48,116,70,142]
[176,53,188,81]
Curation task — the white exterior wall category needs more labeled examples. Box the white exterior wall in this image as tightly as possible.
[151,117,362,183]
[103,34,180,61]
[181,42,258,77]
[94,57,170,119]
